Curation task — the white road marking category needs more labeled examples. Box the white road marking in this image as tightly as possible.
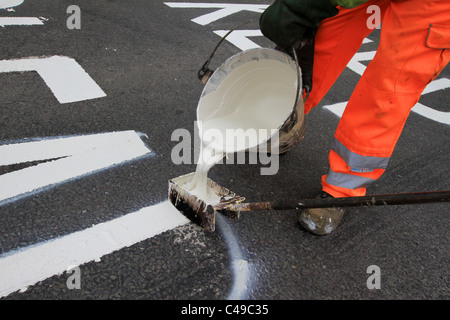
[0,201,189,298]
[323,102,347,118]
[0,131,153,204]
[346,50,376,76]
[0,56,106,103]
[421,78,450,94]
[164,2,267,25]
[411,103,450,124]
[0,0,23,10]
[323,79,450,125]
[0,17,43,27]
[215,214,252,300]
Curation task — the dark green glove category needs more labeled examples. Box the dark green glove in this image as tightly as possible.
[259,0,339,50]
[260,0,340,94]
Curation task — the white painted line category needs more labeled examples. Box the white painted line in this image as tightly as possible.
[0,17,43,27]
[216,214,252,300]
[323,101,347,118]
[413,78,450,125]
[164,2,265,8]
[421,78,450,95]
[346,51,376,76]
[324,69,449,125]
[323,100,450,125]
[0,0,24,10]
[0,201,189,297]
[412,102,450,125]
[214,29,262,51]
[0,131,148,166]
[164,2,267,25]
[0,131,152,204]
[0,56,106,104]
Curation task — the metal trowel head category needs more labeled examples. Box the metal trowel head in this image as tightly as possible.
[168,172,245,232]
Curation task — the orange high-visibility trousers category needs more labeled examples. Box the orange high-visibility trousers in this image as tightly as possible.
[304,0,450,198]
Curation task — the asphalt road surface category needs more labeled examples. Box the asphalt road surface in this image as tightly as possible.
[0,0,448,306]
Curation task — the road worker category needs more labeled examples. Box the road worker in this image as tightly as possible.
[260,0,450,235]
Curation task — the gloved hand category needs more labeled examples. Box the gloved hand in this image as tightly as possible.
[260,0,340,94]
[260,0,339,49]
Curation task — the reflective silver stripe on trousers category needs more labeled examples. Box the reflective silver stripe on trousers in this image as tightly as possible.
[326,168,376,189]
[332,139,390,170]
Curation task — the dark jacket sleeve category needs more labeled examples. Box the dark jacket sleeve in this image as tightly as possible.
[260,0,339,49]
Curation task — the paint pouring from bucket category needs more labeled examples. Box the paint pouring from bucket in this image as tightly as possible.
[168,47,305,231]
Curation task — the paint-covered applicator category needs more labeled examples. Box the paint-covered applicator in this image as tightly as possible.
[168,172,244,232]
[168,174,450,232]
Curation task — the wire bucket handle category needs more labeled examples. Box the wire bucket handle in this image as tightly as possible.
[197,19,254,83]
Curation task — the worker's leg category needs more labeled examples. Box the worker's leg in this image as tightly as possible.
[304,0,390,114]
[322,0,450,198]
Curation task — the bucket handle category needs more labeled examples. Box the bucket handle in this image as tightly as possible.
[197,20,303,127]
[198,19,254,84]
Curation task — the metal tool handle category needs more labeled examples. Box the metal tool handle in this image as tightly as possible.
[226,190,450,212]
